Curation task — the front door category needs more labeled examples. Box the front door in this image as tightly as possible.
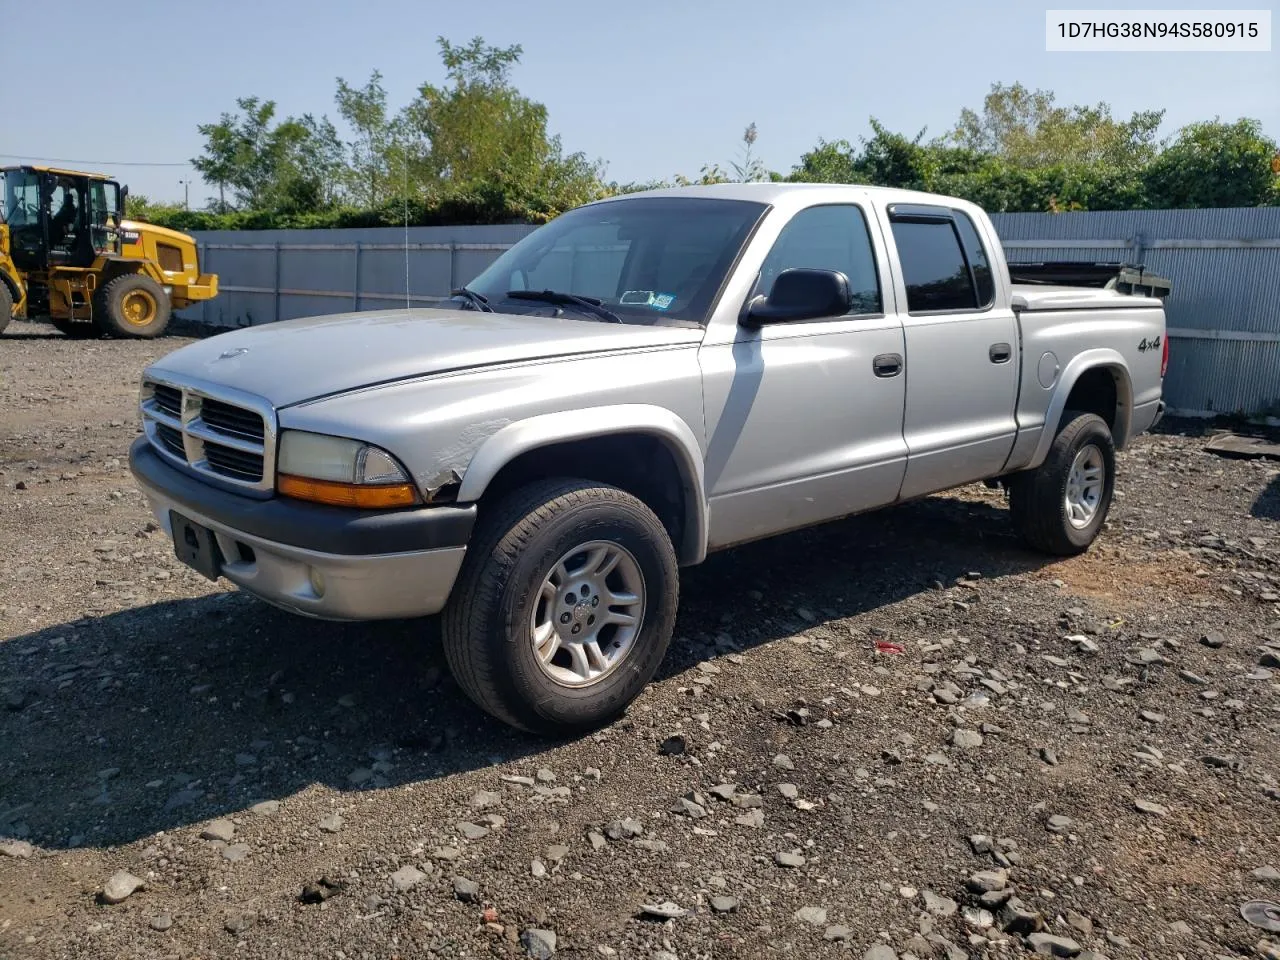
[700,202,908,549]
[883,205,1019,500]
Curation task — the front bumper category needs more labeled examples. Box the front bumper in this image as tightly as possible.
[129,437,474,620]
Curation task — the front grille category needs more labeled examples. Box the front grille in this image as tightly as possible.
[156,423,185,458]
[153,384,182,418]
[204,444,265,481]
[141,378,275,493]
[200,398,265,443]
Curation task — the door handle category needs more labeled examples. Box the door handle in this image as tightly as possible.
[989,342,1012,364]
[873,353,903,378]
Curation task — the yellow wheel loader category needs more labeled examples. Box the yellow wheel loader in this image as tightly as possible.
[0,165,217,338]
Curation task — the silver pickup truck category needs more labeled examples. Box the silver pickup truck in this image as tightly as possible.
[129,184,1168,734]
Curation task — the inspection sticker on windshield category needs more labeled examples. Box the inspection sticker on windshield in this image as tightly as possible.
[620,290,676,310]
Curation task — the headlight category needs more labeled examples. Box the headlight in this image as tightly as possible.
[277,431,419,509]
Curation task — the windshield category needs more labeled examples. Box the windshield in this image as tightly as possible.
[1,169,41,227]
[461,197,768,325]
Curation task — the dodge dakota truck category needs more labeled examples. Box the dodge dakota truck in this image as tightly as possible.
[129,184,1168,734]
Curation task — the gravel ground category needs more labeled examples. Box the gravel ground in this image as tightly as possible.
[2,317,1279,960]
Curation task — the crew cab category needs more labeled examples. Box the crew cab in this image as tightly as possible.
[129,184,1168,734]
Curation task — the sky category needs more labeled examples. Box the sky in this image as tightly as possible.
[2,0,1275,206]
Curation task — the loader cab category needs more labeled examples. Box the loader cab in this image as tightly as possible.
[0,166,123,271]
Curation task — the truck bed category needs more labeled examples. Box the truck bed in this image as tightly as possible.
[1007,261,1171,299]
[1010,283,1166,312]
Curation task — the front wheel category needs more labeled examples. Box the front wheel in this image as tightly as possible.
[1009,411,1116,556]
[94,273,171,338]
[442,479,679,735]
[0,283,12,335]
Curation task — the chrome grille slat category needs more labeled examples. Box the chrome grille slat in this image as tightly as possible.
[201,397,266,443]
[187,419,265,454]
[140,376,276,495]
[153,384,182,418]
[204,445,265,481]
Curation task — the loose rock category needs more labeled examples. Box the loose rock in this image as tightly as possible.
[640,900,687,919]
[1134,798,1168,816]
[951,729,984,749]
[711,895,739,913]
[0,840,33,858]
[794,905,828,925]
[1027,932,1082,956]
[224,911,256,935]
[99,871,145,904]
[200,819,235,842]
[389,865,426,892]
[922,890,958,917]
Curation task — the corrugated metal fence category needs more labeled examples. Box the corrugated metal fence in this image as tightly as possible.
[991,208,1280,418]
[186,206,1280,417]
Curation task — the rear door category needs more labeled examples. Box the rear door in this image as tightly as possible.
[882,204,1019,499]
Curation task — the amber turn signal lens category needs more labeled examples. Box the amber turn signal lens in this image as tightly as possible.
[278,473,418,508]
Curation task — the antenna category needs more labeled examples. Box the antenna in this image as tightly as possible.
[403,142,410,310]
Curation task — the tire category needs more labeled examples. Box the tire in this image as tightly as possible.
[442,478,680,735]
[94,273,171,338]
[0,283,11,335]
[1009,411,1116,556]
[51,318,101,339]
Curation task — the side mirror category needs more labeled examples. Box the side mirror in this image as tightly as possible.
[743,268,851,326]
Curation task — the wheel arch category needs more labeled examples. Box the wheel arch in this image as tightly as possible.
[1029,350,1135,467]
[456,405,709,565]
[0,265,22,312]
[96,257,163,285]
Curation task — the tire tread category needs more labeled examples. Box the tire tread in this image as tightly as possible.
[442,478,676,733]
[1010,411,1114,556]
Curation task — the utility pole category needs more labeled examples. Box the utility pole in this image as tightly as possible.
[178,180,190,210]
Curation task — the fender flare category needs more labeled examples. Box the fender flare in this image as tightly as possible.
[455,404,709,564]
[0,264,23,310]
[1029,348,1135,467]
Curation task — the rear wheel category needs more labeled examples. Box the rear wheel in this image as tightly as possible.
[0,283,12,335]
[442,478,680,735]
[94,273,171,338]
[1009,411,1116,555]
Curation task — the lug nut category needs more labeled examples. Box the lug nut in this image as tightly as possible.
[560,613,571,624]
[571,624,581,634]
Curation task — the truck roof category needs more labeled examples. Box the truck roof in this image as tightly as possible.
[588,181,981,209]
[1,164,113,180]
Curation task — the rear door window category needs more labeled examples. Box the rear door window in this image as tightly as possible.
[890,219,978,313]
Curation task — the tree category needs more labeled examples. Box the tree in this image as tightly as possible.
[192,97,342,213]
[789,139,860,183]
[950,82,1164,170]
[398,36,604,215]
[335,71,394,207]
[1143,119,1279,208]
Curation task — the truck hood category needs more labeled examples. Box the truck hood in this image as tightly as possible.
[151,308,703,407]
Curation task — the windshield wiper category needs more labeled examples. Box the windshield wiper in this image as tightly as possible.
[451,286,493,312]
[506,289,623,324]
